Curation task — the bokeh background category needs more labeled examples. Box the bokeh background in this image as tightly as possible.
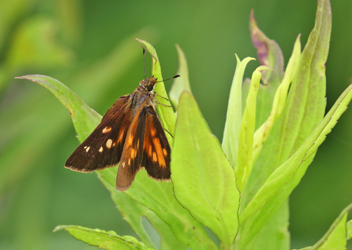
[1,0,351,249]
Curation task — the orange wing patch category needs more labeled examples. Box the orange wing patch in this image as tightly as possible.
[127,134,133,146]
[152,152,157,163]
[117,130,125,143]
[130,148,137,159]
[153,138,166,168]
[141,105,171,180]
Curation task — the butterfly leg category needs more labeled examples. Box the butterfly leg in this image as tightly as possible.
[154,91,169,101]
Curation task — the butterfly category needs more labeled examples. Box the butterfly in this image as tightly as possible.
[65,51,179,191]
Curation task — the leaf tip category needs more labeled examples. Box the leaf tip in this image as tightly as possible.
[136,38,158,66]
[256,66,272,72]
[234,54,256,64]
[53,225,65,232]
[250,9,256,28]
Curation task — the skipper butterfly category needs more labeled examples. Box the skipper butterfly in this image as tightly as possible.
[65,49,179,191]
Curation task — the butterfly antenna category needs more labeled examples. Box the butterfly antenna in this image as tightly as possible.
[156,74,180,83]
[142,47,147,80]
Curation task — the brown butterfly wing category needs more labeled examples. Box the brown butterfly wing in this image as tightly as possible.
[142,106,171,180]
[115,105,171,190]
[65,95,132,172]
[116,106,147,191]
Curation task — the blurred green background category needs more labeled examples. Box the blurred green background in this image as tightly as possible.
[1,0,351,249]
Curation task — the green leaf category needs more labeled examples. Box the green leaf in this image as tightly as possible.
[172,91,239,246]
[241,29,301,250]
[250,10,284,84]
[99,175,156,248]
[238,1,333,247]
[243,204,289,250]
[136,38,176,138]
[249,10,285,128]
[14,75,101,141]
[238,83,352,248]
[275,0,331,164]
[252,35,301,163]
[347,220,352,241]
[222,55,255,168]
[169,44,192,107]
[309,205,350,250]
[98,171,189,250]
[236,66,270,192]
[54,225,154,250]
[119,171,217,250]
[295,203,352,250]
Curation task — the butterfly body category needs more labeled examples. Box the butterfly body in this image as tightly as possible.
[65,76,171,191]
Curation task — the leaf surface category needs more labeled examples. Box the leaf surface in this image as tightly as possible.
[172,91,239,246]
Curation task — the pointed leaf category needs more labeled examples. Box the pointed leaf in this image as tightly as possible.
[238,2,333,246]
[54,225,153,250]
[308,203,352,250]
[222,55,255,168]
[249,11,285,130]
[239,84,352,248]
[136,38,176,138]
[169,44,191,107]
[252,35,301,163]
[275,0,331,164]
[14,75,101,141]
[250,10,284,84]
[236,66,270,192]
[172,91,239,246]
[295,203,352,250]
[347,220,352,241]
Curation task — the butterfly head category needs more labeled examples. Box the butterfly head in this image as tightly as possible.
[140,76,157,92]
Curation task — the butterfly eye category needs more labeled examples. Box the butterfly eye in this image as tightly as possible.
[147,84,153,92]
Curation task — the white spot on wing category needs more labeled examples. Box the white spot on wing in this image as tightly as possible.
[106,139,113,148]
[102,126,112,133]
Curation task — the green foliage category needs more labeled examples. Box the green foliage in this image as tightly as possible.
[169,44,191,108]
[294,204,352,250]
[54,225,153,250]
[12,0,352,249]
[172,92,239,246]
